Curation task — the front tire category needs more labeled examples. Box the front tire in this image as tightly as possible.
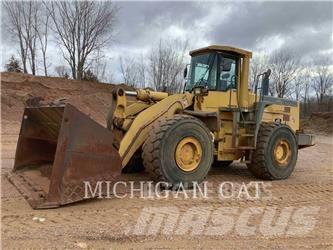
[142,115,214,187]
[247,123,298,180]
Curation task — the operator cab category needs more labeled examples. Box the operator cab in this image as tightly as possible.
[184,45,252,93]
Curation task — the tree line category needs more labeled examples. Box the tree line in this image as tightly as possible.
[250,49,332,116]
[119,39,189,93]
[3,0,116,81]
[3,1,332,116]
[3,0,189,91]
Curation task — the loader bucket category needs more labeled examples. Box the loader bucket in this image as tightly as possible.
[7,104,122,209]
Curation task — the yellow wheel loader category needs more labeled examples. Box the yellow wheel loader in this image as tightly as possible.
[8,45,315,209]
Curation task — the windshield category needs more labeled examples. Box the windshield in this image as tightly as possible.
[185,53,217,91]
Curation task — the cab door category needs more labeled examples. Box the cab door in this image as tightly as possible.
[198,53,240,111]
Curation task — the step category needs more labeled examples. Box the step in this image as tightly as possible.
[239,121,256,124]
[222,148,237,153]
[224,133,254,137]
[239,134,255,137]
[237,146,256,150]
[223,146,255,151]
[219,107,238,112]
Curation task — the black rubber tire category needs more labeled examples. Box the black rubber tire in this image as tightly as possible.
[122,152,145,173]
[247,123,298,180]
[212,160,233,168]
[142,114,214,187]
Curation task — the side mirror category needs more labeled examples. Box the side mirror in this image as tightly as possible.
[183,67,188,79]
[264,68,271,79]
[262,69,271,96]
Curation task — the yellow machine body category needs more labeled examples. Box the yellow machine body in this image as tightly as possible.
[110,45,304,166]
[9,44,314,209]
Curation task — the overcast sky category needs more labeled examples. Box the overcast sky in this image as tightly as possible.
[1,1,332,82]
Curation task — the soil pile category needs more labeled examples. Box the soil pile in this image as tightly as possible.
[2,72,332,136]
[301,112,333,135]
[1,72,130,134]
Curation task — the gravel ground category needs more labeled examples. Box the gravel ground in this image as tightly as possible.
[1,73,332,249]
[1,125,332,249]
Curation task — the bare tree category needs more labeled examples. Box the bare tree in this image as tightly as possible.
[119,56,139,87]
[137,54,148,88]
[82,69,98,82]
[300,69,312,115]
[90,49,108,82]
[148,39,189,93]
[45,1,117,80]
[312,57,333,110]
[4,1,40,74]
[54,65,69,78]
[269,49,301,98]
[84,49,109,82]
[293,66,309,102]
[250,53,268,91]
[119,54,147,88]
[34,6,50,76]
[26,3,39,75]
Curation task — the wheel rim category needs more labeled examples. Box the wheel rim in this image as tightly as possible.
[175,137,202,172]
[273,138,292,167]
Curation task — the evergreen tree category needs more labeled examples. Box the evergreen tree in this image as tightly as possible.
[5,56,22,73]
[83,69,98,82]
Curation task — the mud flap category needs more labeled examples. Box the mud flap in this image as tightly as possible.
[7,104,122,209]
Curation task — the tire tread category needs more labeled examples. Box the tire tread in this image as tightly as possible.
[248,122,279,180]
[142,114,204,182]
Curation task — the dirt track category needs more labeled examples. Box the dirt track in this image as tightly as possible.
[1,73,333,249]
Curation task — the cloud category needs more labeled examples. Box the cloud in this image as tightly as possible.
[203,2,332,53]
[1,1,332,80]
[114,1,332,58]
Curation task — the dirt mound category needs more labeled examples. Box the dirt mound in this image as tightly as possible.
[1,72,131,134]
[2,72,332,137]
[301,112,333,135]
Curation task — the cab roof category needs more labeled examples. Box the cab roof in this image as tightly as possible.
[189,45,252,58]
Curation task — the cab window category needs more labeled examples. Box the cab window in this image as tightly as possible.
[186,53,217,91]
[217,56,237,91]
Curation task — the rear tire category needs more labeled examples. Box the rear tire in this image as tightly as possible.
[142,114,213,187]
[247,123,298,180]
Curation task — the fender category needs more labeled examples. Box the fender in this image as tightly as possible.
[119,92,194,167]
[183,110,220,132]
